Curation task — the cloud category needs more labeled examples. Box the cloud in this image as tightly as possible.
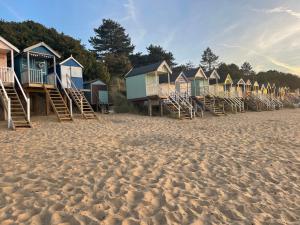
[220,43,300,75]
[257,24,300,49]
[123,0,137,22]
[0,0,23,21]
[252,6,300,19]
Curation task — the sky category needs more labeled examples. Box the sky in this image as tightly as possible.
[1,0,300,76]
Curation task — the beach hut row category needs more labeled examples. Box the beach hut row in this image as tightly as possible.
[0,36,108,130]
[125,61,296,119]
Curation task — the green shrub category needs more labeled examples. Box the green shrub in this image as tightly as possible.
[112,92,138,113]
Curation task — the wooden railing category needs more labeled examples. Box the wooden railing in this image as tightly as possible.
[0,80,11,128]
[21,69,43,84]
[55,73,72,117]
[0,67,14,83]
[13,71,30,122]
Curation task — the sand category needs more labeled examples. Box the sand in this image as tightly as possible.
[0,109,299,225]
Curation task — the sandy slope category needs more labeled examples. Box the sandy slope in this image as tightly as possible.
[0,109,299,225]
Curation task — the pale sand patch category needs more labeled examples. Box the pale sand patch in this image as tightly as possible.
[0,109,299,225]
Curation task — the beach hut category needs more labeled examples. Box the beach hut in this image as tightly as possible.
[125,61,186,117]
[57,56,96,119]
[169,70,189,95]
[125,61,172,101]
[236,78,246,97]
[83,79,108,111]
[271,83,277,96]
[253,81,259,94]
[58,55,83,89]
[0,36,31,129]
[246,79,252,94]
[208,72,234,97]
[14,42,73,121]
[185,67,208,97]
[206,69,221,95]
[266,82,272,94]
[261,84,268,95]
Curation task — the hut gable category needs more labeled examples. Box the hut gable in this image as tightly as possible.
[253,81,259,87]
[246,79,252,86]
[60,56,83,68]
[0,36,19,52]
[185,67,207,80]
[206,69,220,80]
[223,74,233,84]
[237,78,246,86]
[23,42,61,58]
[125,60,171,78]
[175,72,188,83]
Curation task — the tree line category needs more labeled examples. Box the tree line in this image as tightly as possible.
[1,19,299,90]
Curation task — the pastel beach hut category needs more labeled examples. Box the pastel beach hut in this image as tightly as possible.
[169,69,190,96]
[125,61,172,101]
[0,36,31,129]
[206,69,221,96]
[185,67,209,97]
[245,79,252,94]
[252,81,259,94]
[83,79,109,112]
[14,42,73,122]
[57,55,96,119]
[236,78,246,97]
[125,61,196,118]
[58,55,83,89]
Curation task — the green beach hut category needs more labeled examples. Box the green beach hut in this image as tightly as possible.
[125,61,172,101]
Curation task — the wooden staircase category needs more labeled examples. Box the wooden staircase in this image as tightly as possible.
[162,96,192,120]
[67,88,97,119]
[244,96,262,111]
[196,96,225,116]
[44,87,73,122]
[0,86,31,129]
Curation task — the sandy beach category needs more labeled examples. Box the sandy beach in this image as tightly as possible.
[0,109,299,225]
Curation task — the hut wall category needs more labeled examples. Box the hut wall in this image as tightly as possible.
[126,74,146,99]
[60,65,83,89]
[0,53,7,67]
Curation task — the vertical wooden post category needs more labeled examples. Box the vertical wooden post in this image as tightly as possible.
[160,101,163,117]
[27,51,30,83]
[148,99,152,116]
[46,92,50,115]
[11,50,14,70]
[53,56,57,86]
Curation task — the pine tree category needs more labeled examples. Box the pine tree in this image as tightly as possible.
[241,62,254,76]
[200,47,219,71]
[89,19,134,58]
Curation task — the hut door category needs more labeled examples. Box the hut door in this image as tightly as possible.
[146,74,158,96]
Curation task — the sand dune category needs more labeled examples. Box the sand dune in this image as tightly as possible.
[0,109,299,224]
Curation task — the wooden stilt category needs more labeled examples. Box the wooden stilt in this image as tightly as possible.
[148,99,152,116]
[45,92,50,115]
[160,101,163,116]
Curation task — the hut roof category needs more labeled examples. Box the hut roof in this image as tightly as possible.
[0,36,19,52]
[205,69,220,80]
[169,70,184,82]
[185,67,207,79]
[125,60,172,78]
[236,78,246,85]
[60,55,84,68]
[83,79,106,86]
[23,42,61,58]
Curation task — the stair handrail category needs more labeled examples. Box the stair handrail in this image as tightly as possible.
[168,93,181,118]
[13,71,30,122]
[0,80,12,128]
[175,91,194,118]
[66,74,83,114]
[55,73,73,117]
